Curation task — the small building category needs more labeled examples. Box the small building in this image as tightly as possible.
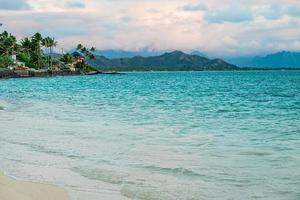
[8,55,26,70]
[72,52,85,65]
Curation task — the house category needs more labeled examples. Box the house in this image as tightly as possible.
[72,52,85,66]
[8,54,26,70]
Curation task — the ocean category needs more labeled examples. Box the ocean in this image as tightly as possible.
[0,71,299,200]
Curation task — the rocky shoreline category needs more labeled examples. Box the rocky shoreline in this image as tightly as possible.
[0,68,125,79]
[0,68,99,79]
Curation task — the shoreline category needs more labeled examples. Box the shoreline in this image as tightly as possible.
[0,68,125,80]
[0,68,83,79]
[0,172,69,200]
[0,68,299,80]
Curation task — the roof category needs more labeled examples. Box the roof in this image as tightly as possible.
[72,52,84,58]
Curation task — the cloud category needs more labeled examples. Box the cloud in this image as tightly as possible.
[258,4,283,20]
[182,2,207,11]
[147,8,160,14]
[1,0,300,57]
[255,4,300,20]
[120,16,133,23]
[0,0,30,10]
[205,6,253,23]
[287,5,300,17]
[65,0,85,8]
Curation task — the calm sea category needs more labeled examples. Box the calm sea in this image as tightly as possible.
[0,71,299,200]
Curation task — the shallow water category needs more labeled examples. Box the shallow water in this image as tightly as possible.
[0,71,299,200]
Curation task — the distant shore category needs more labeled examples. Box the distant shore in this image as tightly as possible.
[0,172,69,200]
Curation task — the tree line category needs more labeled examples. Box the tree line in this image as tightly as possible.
[0,31,96,72]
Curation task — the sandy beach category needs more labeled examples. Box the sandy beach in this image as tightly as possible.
[0,172,69,200]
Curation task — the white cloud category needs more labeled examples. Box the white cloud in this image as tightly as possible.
[182,2,207,11]
[0,0,300,56]
[205,5,253,23]
[0,0,30,10]
[66,0,85,8]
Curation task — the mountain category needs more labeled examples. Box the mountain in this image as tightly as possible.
[88,51,238,71]
[190,51,207,58]
[225,51,300,68]
[252,51,300,68]
[95,49,209,59]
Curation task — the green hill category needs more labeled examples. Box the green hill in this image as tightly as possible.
[88,51,239,71]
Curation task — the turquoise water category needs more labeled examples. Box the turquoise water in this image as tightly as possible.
[0,71,299,200]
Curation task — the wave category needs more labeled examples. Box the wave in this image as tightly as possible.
[121,186,165,200]
[1,138,85,159]
[0,99,10,110]
[72,164,204,186]
[71,167,128,185]
[72,166,193,200]
[132,164,205,178]
[239,151,273,156]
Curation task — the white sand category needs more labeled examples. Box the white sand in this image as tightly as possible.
[0,172,69,200]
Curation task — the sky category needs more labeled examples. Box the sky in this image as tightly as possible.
[0,0,300,57]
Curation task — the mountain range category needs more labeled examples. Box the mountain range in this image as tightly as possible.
[94,49,207,59]
[93,50,300,69]
[225,51,300,68]
[88,51,238,71]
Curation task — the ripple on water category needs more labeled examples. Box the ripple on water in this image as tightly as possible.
[133,164,205,178]
[0,71,299,200]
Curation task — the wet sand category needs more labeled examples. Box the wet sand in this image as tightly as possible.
[0,172,69,200]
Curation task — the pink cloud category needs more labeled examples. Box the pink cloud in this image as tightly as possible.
[0,0,299,56]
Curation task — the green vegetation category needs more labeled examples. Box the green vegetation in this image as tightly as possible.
[89,51,239,71]
[1,31,240,74]
[0,55,13,68]
[0,31,97,74]
[85,65,98,72]
[0,31,17,68]
[60,53,74,65]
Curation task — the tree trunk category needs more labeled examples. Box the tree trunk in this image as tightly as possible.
[50,47,52,70]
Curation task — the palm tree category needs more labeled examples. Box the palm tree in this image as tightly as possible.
[32,32,44,67]
[0,31,19,68]
[19,37,33,67]
[60,53,74,64]
[33,32,42,41]
[21,37,32,52]
[0,31,18,56]
[76,44,96,60]
[77,44,83,51]
[48,37,57,69]
[42,37,51,68]
[1,31,62,70]
[74,44,96,72]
